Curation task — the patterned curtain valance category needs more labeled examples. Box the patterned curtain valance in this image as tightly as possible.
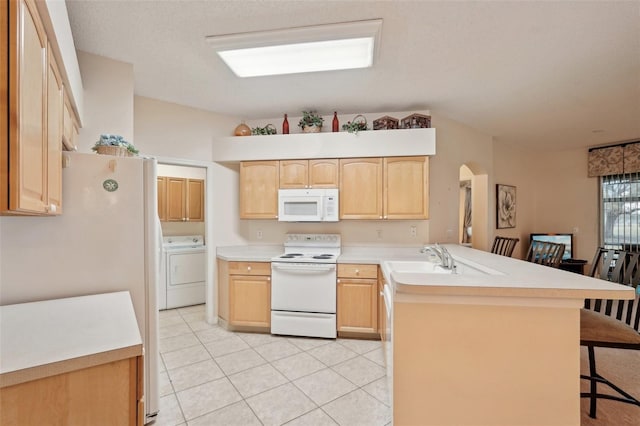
[588,141,640,177]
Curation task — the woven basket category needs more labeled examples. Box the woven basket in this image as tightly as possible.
[301,125,322,133]
[96,145,131,157]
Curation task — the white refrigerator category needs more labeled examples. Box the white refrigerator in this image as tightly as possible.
[0,152,160,422]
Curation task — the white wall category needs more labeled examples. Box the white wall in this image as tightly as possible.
[493,140,537,258]
[76,51,134,151]
[133,96,244,250]
[429,114,495,250]
[530,148,599,261]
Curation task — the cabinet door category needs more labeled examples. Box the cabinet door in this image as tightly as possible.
[166,177,186,221]
[337,278,378,334]
[378,269,387,343]
[279,160,308,188]
[229,275,271,327]
[5,0,48,213]
[309,159,338,188]
[62,95,76,151]
[384,156,429,219]
[339,158,383,219]
[186,179,204,221]
[157,177,167,221]
[46,46,63,214]
[239,161,279,219]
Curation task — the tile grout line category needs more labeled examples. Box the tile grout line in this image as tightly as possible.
[158,307,390,425]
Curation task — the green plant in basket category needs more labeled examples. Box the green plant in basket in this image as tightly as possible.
[342,114,368,134]
[92,134,139,155]
[298,111,324,132]
[251,124,277,135]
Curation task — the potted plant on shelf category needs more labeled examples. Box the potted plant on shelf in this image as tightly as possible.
[92,134,139,157]
[298,111,324,133]
[342,114,368,134]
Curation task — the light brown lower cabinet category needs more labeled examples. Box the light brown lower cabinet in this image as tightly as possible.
[0,355,144,426]
[337,263,379,338]
[218,259,271,331]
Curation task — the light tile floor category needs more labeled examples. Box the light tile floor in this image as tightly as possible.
[152,305,391,426]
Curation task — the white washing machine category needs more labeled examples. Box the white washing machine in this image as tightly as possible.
[160,235,206,310]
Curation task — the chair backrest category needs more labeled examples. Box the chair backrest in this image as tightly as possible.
[525,240,565,268]
[586,248,640,333]
[491,236,519,257]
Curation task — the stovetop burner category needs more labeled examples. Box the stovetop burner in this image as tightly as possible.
[312,254,334,259]
[272,233,341,264]
[279,253,304,259]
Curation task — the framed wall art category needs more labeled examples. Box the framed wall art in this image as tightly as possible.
[496,184,516,229]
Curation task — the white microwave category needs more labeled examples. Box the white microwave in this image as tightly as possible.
[278,188,339,222]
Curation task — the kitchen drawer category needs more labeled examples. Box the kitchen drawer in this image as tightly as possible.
[337,264,378,279]
[229,261,271,276]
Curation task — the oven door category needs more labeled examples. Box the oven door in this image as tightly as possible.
[271,263,336,313]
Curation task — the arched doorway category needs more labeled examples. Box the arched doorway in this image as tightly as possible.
[459,163,490,250]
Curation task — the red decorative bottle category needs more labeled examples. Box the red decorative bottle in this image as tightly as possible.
[283,114,289,134]
[332,112,339,132]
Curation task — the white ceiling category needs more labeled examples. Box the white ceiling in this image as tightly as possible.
[66,0,640,151]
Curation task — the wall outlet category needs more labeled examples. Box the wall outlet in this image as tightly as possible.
[256,230,263,240]
[410,225,417,238]
[377,229,383,239]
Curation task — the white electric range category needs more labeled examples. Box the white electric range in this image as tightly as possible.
[270,233,341,338]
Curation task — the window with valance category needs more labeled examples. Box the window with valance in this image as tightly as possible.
[588,142,640,177]
[591,141,640,249]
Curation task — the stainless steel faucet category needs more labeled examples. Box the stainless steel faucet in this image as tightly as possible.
[421,243,457,271]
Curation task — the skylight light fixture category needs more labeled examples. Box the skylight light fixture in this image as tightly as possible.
[206,19,382,78]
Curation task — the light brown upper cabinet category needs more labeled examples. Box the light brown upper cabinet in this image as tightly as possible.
[157,177,167,221]
[339,158,384,219]
[46,45,63,214]
[158,177,204,222]
[1,0,73,216]
[339,156,429,220]
[186,179,204,221]
[239,161,279,219]
[384,156,429,219]
[62,93,79,151]
[280,159,339,189]
[2,0,49,214]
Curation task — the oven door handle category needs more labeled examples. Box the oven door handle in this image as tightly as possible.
[272,264,336,273]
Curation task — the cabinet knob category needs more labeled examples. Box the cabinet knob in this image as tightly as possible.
[46,204,57,213]
[247,266,252,271]
[384,215,387,219]
[337,279,341,283]
[355,269,360,275]
[379,215,383,219]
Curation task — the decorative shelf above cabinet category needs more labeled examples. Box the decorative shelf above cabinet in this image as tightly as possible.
[212,128,436,162]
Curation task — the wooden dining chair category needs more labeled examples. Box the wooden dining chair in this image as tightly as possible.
[490,236,520,257]
[580,248,640,418]
[525,240,565,268]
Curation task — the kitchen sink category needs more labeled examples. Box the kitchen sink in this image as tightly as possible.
[384,260,454,274]
[383,258,505,278]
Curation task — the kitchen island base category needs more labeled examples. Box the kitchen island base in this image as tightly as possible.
[394,297,580,426]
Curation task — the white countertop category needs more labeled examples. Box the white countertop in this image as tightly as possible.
[217,243,634,301]
[216,244,426,263]
[216,244,284,262]
[383,244,635,301]
[0,291,143,387]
